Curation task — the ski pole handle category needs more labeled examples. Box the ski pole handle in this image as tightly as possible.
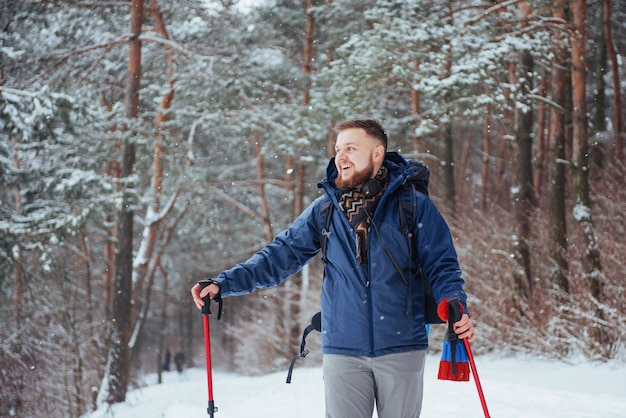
[198,279,222,319]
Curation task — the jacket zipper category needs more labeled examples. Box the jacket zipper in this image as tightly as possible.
[365,269,375,356]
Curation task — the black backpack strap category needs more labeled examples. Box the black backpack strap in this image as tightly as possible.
[286,312,322,383]
[319,197,333,263]
[397,182,443,324]
[398,182,417,262]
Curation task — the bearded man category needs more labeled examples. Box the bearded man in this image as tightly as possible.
[192,119,475,418]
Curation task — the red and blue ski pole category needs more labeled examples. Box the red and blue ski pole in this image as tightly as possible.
[198,279,223,418]
[463,333,490,417]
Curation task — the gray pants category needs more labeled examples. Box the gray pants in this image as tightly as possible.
[323,351,426,418]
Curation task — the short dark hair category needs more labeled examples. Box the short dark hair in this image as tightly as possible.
[334,119,388,150]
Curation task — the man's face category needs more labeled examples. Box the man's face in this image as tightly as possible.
[334,128,384,190]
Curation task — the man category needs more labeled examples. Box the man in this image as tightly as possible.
[191,119,475,417]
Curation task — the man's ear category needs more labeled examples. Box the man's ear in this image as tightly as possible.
[373,144,385,162]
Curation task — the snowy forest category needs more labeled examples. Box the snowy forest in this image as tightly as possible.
[1,0,625,417]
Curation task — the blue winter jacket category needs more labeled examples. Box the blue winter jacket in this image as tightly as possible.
[214,152,467,357]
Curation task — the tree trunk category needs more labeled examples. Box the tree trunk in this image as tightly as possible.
[457,128,472,203]
[440,6,456,215]
[442,123,457,215]
[131,0,176,328]
[79,230,95,328]
[103,0,143,405]
[285,166,307,354]
[252,132,274,242]
[283,0,317,352]
[11,137,24,327]
[411,61,421,153]
[570,0,603,298]
[327,122,336,158]
[494,60,516,209]
[511,1,536,299]
[603,0,624,160]
[301,0,315,107]
[481,97,492,210]
[534,70,548,194]
[592,2,607,133]
[101,93,120,319]
[295,0,313,220]
[547,0,570,292]
[157,261,169,384]
[570,0,611,354]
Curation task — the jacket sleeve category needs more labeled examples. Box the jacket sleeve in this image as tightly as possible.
[214,197,323,297]
[414,196,468,311]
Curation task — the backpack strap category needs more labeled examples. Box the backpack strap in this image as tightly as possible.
[398,183,443,324]
[319,196,333,263]
[398,182,416,244]
[286,312,322,383]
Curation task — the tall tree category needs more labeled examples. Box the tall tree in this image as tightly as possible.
[285,0,317,353]
[592,1,607,133]
[602,0,624,160]
[570,0,603,293]
[439,2,457,214]
[511,0,537,298]
[547,0,570,292]
[102,0,144,404]
[127,0,188,373]
[570,0,606,350]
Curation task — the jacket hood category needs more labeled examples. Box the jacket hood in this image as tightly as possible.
[320,151,412,194]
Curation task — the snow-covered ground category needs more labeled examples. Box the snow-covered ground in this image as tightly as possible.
[83,354,625,418]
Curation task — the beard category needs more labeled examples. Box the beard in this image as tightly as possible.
[335,156,375,190]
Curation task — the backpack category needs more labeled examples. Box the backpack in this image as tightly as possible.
[286,159,442,383]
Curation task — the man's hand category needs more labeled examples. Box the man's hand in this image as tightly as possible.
[191,282,221,310]
[453,313,476,343]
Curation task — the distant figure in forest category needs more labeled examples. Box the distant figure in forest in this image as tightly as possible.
[174,351,185,373]
[162,349,171,372]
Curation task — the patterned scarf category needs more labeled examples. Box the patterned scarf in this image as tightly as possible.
[339,166,389,264]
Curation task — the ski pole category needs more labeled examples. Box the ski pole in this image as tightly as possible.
[203,314,216,417]
[463,338,491,418]
[199,280,222,418]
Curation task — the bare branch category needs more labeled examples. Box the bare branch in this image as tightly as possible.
[213,189,264,222]
[76,2,131,6]
[464,0,524,27]
[25,29,214,88]
[528,94,572,117]
[208,178,291,189]
[24,37,128,88]
[139,33,215,61]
